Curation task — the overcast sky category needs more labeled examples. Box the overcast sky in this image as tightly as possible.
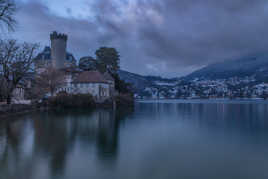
[8,0,268,77]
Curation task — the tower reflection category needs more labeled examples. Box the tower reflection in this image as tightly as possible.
[0,109,133,179]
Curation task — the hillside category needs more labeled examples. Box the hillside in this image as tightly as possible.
[118,70,153,91]
[185,54,268,81]
[118,70,178,92]
[118,54,268,98]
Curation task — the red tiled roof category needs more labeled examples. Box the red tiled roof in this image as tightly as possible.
[73,71,108,83]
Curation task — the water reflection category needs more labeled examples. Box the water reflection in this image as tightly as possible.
[135,102,268,136]
[0,109,131,179]
[1,102,268,179]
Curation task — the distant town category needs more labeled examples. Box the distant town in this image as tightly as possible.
[134,76,268,100]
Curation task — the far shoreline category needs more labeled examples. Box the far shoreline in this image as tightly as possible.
[136,98,268,104]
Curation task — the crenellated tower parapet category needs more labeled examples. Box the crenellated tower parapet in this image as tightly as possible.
[50,31,67,69]
[50,31,68,41]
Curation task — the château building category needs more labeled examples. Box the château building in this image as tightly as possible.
[35,31,115,100]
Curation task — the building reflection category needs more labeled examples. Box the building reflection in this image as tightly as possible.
[0,108,132,179]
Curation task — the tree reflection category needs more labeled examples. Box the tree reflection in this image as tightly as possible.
[0,109,133,179]
[96,110,119,160]
[33,111,76,177]
[0,118,36,179]
[0,122,7,163]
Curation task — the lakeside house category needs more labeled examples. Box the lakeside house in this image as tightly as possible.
[56,70,114,100]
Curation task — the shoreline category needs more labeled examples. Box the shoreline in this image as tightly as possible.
[0,97,134,119]
[0,104,39,119]
[1,98,268,119]
[136,97,267,101]
[136,98,268,104]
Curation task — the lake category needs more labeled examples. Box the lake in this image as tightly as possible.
[1,100,268,179]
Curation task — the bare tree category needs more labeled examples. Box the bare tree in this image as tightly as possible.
[0,39,39,104]
[35,66,66,97]
[0,0,16,31]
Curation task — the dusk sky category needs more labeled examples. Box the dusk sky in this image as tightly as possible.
[9,0,268,77]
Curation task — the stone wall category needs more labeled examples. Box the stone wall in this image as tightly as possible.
[51,32,67,69]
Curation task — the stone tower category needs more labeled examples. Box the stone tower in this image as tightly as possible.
[50,31,68,69]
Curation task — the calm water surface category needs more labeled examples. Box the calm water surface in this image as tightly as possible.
[1,100,268,179]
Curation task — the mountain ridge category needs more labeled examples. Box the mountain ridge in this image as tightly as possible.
[184,54,268,81]
[118,70,178,92]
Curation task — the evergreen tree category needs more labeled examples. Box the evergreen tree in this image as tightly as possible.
[79,56,97,71]
[95,47,120,74]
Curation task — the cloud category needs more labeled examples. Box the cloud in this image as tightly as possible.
[11,0,268,77]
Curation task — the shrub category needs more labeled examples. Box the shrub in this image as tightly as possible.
[48,93,96,108]
[115,93,134,107]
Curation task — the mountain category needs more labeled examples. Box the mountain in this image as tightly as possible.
[118,54,268,98]
[118,70,178,92]
[185,54,268,81]
[118,70,153,91]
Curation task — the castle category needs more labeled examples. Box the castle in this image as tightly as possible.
[35,31,76,73]
[35,31,115,100]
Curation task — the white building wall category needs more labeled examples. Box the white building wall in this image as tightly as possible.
[12,88,25,101]
[57,83,110,99]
